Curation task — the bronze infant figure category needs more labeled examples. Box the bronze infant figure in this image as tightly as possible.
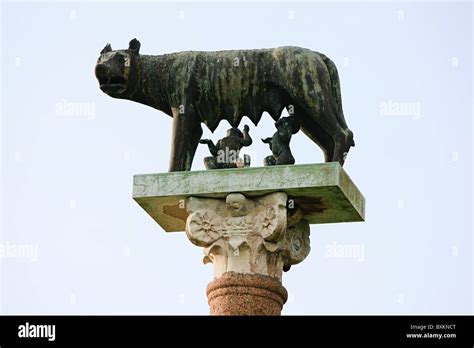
[262,117,300,166]
[199,125,252,169]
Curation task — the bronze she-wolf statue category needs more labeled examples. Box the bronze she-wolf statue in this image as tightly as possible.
[95,39,355,172]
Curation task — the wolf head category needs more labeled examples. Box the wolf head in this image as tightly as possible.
[95,38,141,97]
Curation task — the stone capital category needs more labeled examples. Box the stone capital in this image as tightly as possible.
[185,192,310,281]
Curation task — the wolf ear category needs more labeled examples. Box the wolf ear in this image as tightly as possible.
[100,43,112,54]
[129,38,141,54]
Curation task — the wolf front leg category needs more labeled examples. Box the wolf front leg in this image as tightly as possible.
[168,106,203,172]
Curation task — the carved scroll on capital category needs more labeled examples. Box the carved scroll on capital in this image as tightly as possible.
[185,192,310,281]
[282,220,311,271]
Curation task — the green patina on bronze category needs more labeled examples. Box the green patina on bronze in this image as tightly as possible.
[95,39,355,172]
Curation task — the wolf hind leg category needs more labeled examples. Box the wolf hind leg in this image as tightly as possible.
[293,106,335,163]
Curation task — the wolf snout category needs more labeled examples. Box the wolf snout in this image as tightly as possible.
[95,64,108,83]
